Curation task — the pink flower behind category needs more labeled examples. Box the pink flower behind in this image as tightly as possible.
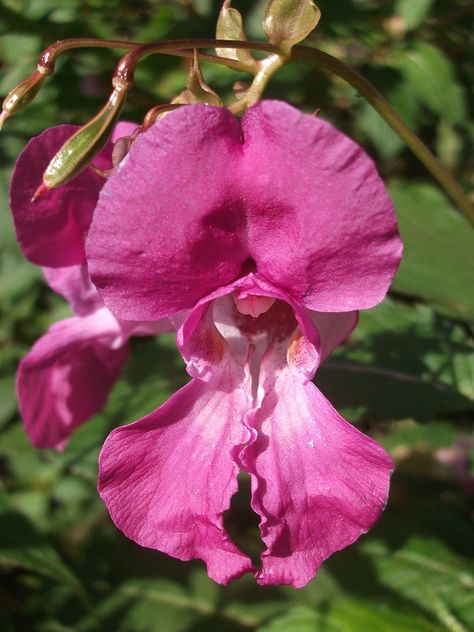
[17,265,169,450]
[86,100,402,586]
[10,123,170,449]
[9,121,136,267]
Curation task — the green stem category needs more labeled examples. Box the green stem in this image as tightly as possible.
[37,37,247,73]
[228,53,285,114]
[112,39,277,85]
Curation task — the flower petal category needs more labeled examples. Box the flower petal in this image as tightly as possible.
[308,310,358,363]
[17,309,127,449]
[88,105,247,319]
[10,122,137,267]
[241,350,393,587]
[240,101,402,311]
[43,265,103,317]
[98,362,254,584]
[178,272,317,370]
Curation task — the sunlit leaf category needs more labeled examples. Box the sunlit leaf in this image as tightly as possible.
[390,182,474,320]
[0,495,80,588]
[316,297,474,423]
[394,0,434,30]
[396,42,467,124]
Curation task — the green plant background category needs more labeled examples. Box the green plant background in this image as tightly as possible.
[0,1,473,630]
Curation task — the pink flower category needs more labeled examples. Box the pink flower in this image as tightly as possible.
[86,100,402,586]
[10,123,170,449]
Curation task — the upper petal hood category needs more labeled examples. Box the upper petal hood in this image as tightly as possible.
[87,101,402,321]
[88,106,247,318]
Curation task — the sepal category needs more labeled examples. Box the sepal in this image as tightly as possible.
[263,0,321,54]
[216,1,258,72]
[173,51,222,106]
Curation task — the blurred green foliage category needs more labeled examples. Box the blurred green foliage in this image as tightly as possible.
[0,1,473,631]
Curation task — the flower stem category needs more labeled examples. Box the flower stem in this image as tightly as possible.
[228,53,285,114]
[36,37,248,74]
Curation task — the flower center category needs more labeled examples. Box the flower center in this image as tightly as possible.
[231,295,297,343]
[233,294,275,318]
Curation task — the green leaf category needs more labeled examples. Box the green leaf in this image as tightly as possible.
[394,0,434,30]
[0,495,80,587]
[362,537,474,631]
[258,606,321,631]
[358,74,421,160]
[108,577,284,632]
[327,598,443,632]
[390,181,474,320]
[396,42,466,124]
[436,119,463,170]
[118,579,199,632]
[0,375,16,427]
[316,297,474,423]
[0,251,41,302]
[359,100,404,160]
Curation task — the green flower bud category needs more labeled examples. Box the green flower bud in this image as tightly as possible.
[173,51,222,106]
[40,80,129,192]
[216,1,258,73]
[0,67,50,130]
[263,0,321,55]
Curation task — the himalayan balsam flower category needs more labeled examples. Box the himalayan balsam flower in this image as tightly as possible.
[10,123,170,449]
[87,100,402,587]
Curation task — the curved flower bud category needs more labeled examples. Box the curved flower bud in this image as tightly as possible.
[35,79,129,196]
[263,0,321,54]
[17,264,172,450]
[17,306,129,450]
[216,1,258,73]
[0,67,50,130]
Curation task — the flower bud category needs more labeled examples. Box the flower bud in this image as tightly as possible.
[34,80,129,196]
[263,0,321,55]
[173,51,222,106]
[0,67,50,130]
[216,1,258,73]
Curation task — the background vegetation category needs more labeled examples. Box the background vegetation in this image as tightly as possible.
[0,1,473,630]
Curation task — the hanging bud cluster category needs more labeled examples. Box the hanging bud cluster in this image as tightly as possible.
[1,0,322,198]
